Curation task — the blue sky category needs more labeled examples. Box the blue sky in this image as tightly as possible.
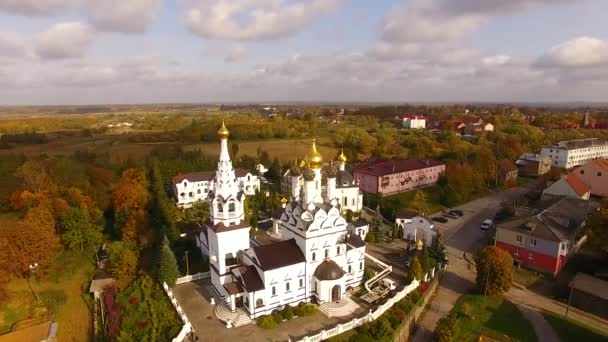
[0,0,607,105]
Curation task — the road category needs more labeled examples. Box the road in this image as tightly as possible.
[411,187,528,342]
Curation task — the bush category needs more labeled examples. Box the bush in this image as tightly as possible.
[282,305,294,320]
[272,312,283,324]
[294,303,317,317]
[435,313,457,342]
[257,315,278,329]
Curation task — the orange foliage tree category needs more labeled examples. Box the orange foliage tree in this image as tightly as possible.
[112,169,149,243]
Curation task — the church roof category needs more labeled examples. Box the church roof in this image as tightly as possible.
[351,219,368,227]
[347,234,366,248]
[252,239,305,271]
[172,171,215,184]
[239,265,265,292]
[313,260,345,281]
[224,281,244,295]
[336,170,355,188]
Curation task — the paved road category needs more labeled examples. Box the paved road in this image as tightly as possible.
[411,188,528,342]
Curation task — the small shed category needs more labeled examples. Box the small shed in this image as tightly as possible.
[569,273,608,319]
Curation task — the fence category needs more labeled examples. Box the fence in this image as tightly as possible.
[175,271,209,285]
[296,265,442,342]
[162,282,193,342]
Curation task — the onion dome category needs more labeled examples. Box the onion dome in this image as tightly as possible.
[308,139,323,169]
[416,239,423,250]
[281,197,288,204]
[325,163,338,178]
[218,120,230,139]
[290,160,302,176]
[314,260,345,281]
[303,167,316,181]
[337,148,347,164]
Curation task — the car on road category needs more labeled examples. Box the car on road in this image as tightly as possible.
[480,219,494,230]
[448,209,464,217]
[444,212,459,219]
[432,216,448,223]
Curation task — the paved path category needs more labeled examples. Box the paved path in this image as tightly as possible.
[515,304,559,342]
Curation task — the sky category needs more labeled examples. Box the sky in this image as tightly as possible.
[0,0,607,105]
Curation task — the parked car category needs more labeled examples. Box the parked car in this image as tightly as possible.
[449,209,464,217]
[444,212,459,219]
[432,216,448,223]
[480,219,494,231]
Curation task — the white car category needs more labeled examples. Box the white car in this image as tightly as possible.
[480,219,494,231]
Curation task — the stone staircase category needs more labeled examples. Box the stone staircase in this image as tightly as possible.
[318,296,361,318]
[214,303,253,328]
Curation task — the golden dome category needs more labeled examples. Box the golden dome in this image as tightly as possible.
[416,239,423,250]
[218,120,230,139]
[337,148,347,164]
[308,139,323,169]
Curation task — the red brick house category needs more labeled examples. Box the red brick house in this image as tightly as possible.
[495,197,593,275]
[498,159,518,185]
[572,160,608,197]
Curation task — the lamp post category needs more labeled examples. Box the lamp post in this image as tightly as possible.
[28,263,40,306]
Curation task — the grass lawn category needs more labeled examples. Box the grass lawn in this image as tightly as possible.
[513,268,544,289]
[450,295,537,342]
[0,251,95,341]
[543,312,608,342]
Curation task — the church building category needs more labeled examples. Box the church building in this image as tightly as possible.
[195,122,368,319]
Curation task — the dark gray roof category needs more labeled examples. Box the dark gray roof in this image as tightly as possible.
[347,234,366,248]
[272,207,285,219]
[252,239,306,271]
[351,219,368,227]
[336,170,355,188]
[569,273,608,301]
[239,265,265,292]
[313,260,345,281]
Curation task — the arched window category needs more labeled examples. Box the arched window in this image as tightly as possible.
[197,189,201,194]
[286,282,290,292]
[312,252,316,261]
[229,202,236,212]
[217,203,223,212]
[180,193,185,198]
[299,278,303,288]
[336,246,341,255]
[325,249,329,258]
[348,265,352,273]
[189,192,193,198]
[343,197,348,206]
[248,175,251,181]
[272,286,276,296]
[256,298,264,308]
[360,262,363,270]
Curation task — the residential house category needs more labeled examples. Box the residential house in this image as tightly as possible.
[568,273,608,319]
[495,197,593,275]
[542,174,591,200]
[572,160,608,197]
[498,159,518,185]
[173,169,260,208]
[516,153,552,177]
[353,159,446,196]
[540,138,608,169]
[463,122,494,135]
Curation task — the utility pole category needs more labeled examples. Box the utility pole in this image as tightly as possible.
[28,263,40,306]
[185,251,190,276]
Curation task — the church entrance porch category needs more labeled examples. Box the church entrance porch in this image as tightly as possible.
[331,285,341,302]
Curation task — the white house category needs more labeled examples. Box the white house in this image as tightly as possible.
[173,169,260,208]
[542,174,591,200]
[280,149,363,214]
[541,138,608,169]
[398,216,436,245]
[194,124,368,319]
[402,115,426,129]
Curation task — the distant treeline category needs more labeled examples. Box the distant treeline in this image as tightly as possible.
[0,132,48,148]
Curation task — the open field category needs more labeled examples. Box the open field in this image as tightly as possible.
[450,295,537,342]
[543,312,608,342]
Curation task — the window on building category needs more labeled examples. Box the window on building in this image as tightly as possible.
[197,189,201,194]
[325,249,329,258]
[580,170,585,174]
[229,202,236,212]
[336,246,341,255]
[514,248,519,256]
[285,282,290,292]
[530,239,537,246]
[360,262,363,270]
[598,172,603,177]
[516,235,522,243]
[217,203,223,212]
[528,252,534,260]
[299,278,304,288]
[272,286,276,296]
[352,198,355,206]
[312,252,316,261]
[348,265,352,273]
[256,299,264,308]
[343,197,348,206]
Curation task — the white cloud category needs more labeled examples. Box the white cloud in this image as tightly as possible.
[224,45,246,63]
[0,32,27,57]
[85,0,162,34]
[536,36,608,67]
[34,22,94,59]
[482,55,512,66]
[183,0,343,40]
[0,0,78,16]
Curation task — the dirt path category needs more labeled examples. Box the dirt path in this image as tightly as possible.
[516,304,559,342]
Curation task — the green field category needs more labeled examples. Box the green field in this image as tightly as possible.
[543,312,608,342]
[450,295,537,342]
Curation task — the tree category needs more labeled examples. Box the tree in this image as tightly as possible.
[15,159,57,194]
[419,246,433,273]
[231,142,240,159]
[112,168,149,243]
[429,233,447,263]
[392,224,400,240]
[409,256,422,281]
[586,200,608,254]
[107,241,138,281]
[474,246,513,296]
[60,207,103,252]
[158,236,180,287]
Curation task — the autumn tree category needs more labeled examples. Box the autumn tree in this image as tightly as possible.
[586,200,608,254]
[15,159,57,194]
[158,236,180,287]
[112,168,149,243]
[475,246,513,296]
[107,241,138,281]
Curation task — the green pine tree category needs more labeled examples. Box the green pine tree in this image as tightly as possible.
[430,233,447,263]
[410,256,423,281]
[158,236,180,287]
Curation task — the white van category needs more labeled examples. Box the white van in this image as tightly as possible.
[382,278,397,290]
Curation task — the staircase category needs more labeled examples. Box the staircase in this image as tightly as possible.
[318,296,361,318]
[214,303,253,328]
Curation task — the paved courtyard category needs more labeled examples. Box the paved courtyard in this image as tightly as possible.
[172,278,366,342]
